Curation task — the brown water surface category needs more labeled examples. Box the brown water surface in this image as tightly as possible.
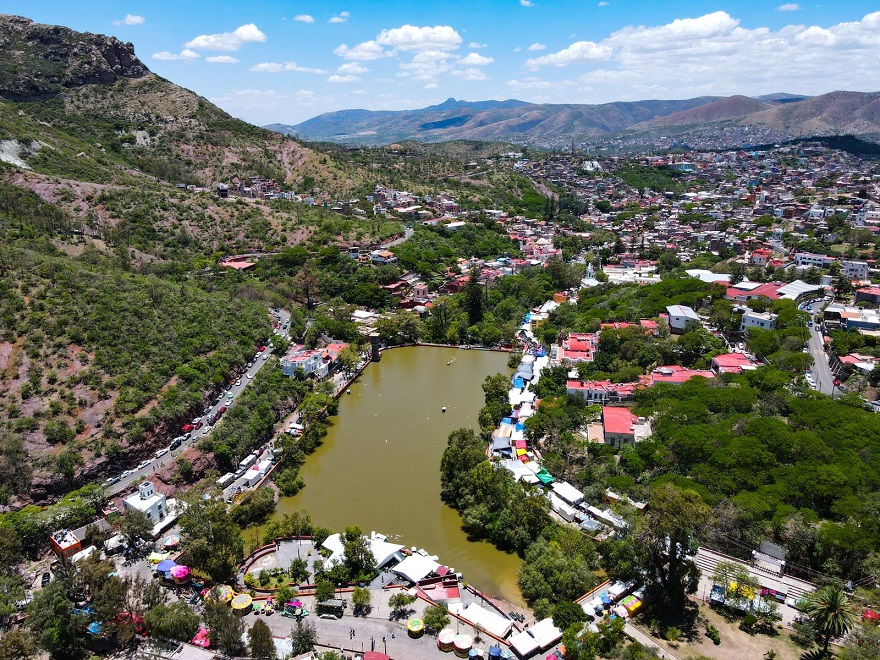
[268,346,523,604]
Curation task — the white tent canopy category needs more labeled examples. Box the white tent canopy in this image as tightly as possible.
[508,630,539,657]
[392,553,440,583]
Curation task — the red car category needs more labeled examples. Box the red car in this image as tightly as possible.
[258,345,266,352]
[217,406,227,416]
[193,421,203,430]
[182,424,194,432]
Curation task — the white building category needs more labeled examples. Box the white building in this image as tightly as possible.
[794,252,835,269]
[740,310,778,332]
[123,481,167,524]
[666,304,700,334]
[841,260,869,281]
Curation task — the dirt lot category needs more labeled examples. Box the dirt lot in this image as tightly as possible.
[637,601,810,660]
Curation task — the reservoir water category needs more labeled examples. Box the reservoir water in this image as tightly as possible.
[268,346,523,604]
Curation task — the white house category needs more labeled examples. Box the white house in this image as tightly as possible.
[794,252,835,269]
[841,260,869,281]
[665,304,700,334]
[123,481,167,524]
[740,310,778,332]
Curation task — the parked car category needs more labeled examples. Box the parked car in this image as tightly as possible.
[247,373,253,379]
[263,354,270,361]
[258,345,266,352]
[193,421,204,430]
[121,469,134,478]
[235,379,242,386]
[182,424,194,432]
[41,572,51,587]
[170,438,182,450]
[218,406,228,415]
[154,448,169,459]
[183,432,192,440]
[137,459,151,470]
[104,475,120,487]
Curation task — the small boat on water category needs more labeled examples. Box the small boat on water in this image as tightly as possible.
[442,406,447,413]
[346,389,351,394]
[447,360,453,365]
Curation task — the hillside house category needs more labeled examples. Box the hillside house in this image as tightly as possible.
[601,406,651,449]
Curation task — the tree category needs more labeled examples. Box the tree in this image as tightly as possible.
[248,619,277,659]
[388,592,416,619]
[290,620,318,654]
[552,601,588,633]
[119,509,153,547]
[0,628,37,660]
[204,601,246,657]
[315,579,335,603]
[838,623,880,660]
[637,484,712,607]
[288,557,310,584]
[145,601,199,642]
[351,586,371,616]
[801,584,858,656]
[423,603,450,633]
[26,580,87,660]
[342,526,376,582]
[463,267,484,327]
[179,496,244,583]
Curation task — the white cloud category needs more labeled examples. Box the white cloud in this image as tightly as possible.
[451,68,488,81]
[468,42,488,49]
[338,62,369,74]
[506,78,553,90]
[598,1,609,6]
[525,41,613,68]
[329,11,350,23]
[513,46,522,52]
[375,24,462,51]
[210,89,288,114]
[114,14,145,26]
[250,62,327,74]
[424,82,439,89]
[152,49,200,61]
[334,41,387,60]
[206,55,239,64]
[328,74,360,83]
[525,10,880,104]
[458,52,494,66]
[777,3,800,10]
[520,0,534,6]
[295,14,315,23]
[185,24,267,52]
[528,42,546,51]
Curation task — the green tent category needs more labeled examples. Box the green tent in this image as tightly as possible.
[536,469,554,484]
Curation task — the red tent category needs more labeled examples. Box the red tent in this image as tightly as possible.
[364,653,391,660]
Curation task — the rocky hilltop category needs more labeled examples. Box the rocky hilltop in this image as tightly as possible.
[0,14,148,101]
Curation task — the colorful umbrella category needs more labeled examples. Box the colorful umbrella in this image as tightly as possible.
[206,584,235,603]
[147,551,169,564]
[170,565,191,581]
[407,618,424,633]
[231,593,253,610]
[162,534,181,548]
[156,559,177,573]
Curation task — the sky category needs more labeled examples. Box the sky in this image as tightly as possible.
[4,1,880,127]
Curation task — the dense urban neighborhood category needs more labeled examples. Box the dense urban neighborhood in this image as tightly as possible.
[3,11,880,660]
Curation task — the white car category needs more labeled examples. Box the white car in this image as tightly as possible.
[263,354,270,361]
[247,373,253,379]
[121,469,134,478]
[137,460,151,470]
[235,379,241,386]
[154,448,169,459]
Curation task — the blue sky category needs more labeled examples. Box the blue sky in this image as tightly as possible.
[5,1,880,126]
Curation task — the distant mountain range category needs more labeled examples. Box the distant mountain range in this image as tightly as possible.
[267,92,880,146]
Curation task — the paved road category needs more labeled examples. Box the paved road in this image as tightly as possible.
[384,226,414,248]
[802,298,838,396]
[105,307,290,496]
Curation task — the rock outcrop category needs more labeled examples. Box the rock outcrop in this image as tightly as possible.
[0,14,149,101]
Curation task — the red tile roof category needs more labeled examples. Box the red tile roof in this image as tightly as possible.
[602,406,638,436]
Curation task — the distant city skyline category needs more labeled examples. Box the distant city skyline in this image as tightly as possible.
[4,1,880,126]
